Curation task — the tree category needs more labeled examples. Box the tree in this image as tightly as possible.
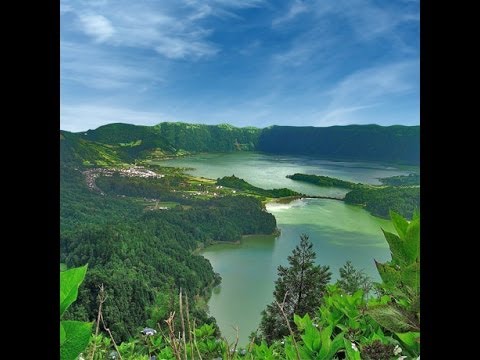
[259,234,331,343]
[336,260,372,297]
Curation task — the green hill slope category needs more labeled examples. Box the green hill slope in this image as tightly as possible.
[61,122,420,165]
[257,124,420,164]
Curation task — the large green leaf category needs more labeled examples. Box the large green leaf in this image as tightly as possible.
[404,218,420,263]
[60,320,93,360]
[367,304,415,333]
[382,230,408,265]
[60,322,66,346]
[60,265,88,317]
[284,337,300,360]
[302,323,321,353]
[396,331,420,354]
[374,260,401,287]
[401,262,420,292]
[412,208,420,221]
[294,313,311,331]
[317,325,333,359]
[343,338,361,360]
[389,210,409,239]
[326,333,345,359]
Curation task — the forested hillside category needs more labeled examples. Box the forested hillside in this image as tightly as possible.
[62,211,420,360]
[258,124,419,164]
[60,121,420,358]
[60,139,276,341]
[64,122,420,165]
[344,187,420,218]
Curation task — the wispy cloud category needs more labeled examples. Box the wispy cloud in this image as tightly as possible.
[327,61,417,104]
[320,105,380,124]
[271,0,419,69]
[310,0,419,41]
[63,0,268,60]
[317,61,418,124]
[61,41,164,90]
[61,0,419,130]
[208,0,266,9]
[272,0,307,27]
[78,13,115,43]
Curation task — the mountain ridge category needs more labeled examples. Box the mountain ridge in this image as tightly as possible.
[61,122,420,165]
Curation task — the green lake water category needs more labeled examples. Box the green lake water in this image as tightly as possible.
[160,152,415,345]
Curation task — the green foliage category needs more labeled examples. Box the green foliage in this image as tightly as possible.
[77,122,261,162]
[294,314,345,359]
[60,131,127,167]
[344,186,420,219]
[63,122,419,167]
[368,211,421,355]
[61,161,274,340]
[155,122,261,153]
[343,338,361,360]
[60,265,92,360]
[375,211,420,292]
[336,261,373,296]
[217,175,302,198]
[286,173,362,189]
[67,213,421,360]
[366,305,415,333]
[259,234,331,343]
[250,340,278,359]
[395,331,420,355]
[60,321,93,360]
[60,265,88,316]
[84,334,112,360]
[60,122,421,358]
[258,124,420,165]
[379,173,420,186]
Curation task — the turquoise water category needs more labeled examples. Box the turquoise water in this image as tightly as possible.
[160,152,413,344]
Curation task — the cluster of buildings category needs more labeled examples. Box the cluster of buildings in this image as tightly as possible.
[83,166,164,194]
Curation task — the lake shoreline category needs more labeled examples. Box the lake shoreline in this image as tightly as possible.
[193,231,281,255]
[174,152,400,345]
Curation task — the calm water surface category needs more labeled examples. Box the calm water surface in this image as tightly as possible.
[160,152,414,344]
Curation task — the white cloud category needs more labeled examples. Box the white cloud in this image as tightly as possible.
[154,38,218,60]
[272,0,308,27]
[209,0,266,8]
[312,0,419,41]
[61,41,164,90]
[319,104,379,125]
[271,0,419,66]
[327,61,417,104]
[270,20,341,68]
[78,13,115,43]
[63,0,268,60]
[317,61,418,124]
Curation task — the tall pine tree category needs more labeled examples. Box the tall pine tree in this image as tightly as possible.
[259,234,331,343]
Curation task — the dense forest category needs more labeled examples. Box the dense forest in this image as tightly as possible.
[344,187,420,219]
[60,142,276,341]
[379,174,420,186]
[63,122,420,165]
[257,125,419,165]
[287,172,420,218]
[60,121,420,359]
[217,175,303,198]
[286,173,362,189]
[62,211,420,360]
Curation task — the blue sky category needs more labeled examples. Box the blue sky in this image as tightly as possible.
[60,0,419,132]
